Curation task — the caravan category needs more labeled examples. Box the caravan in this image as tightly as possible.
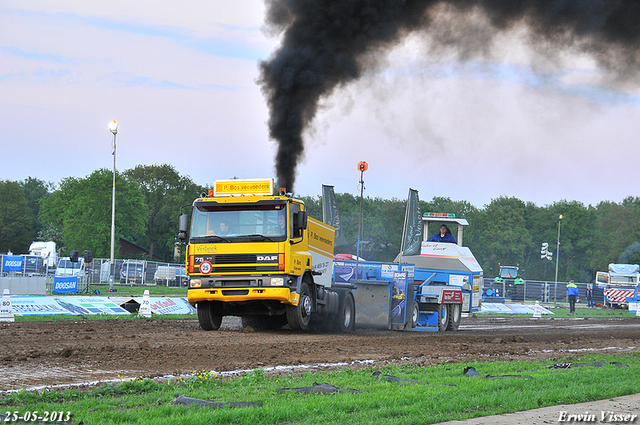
[28,241,57,269]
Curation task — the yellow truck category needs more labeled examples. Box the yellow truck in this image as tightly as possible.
[177,179,355,332]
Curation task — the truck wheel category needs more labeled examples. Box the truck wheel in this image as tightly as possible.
[437,304,449,332]
[411,302,419,328]
[286,282,312,330]
[446,303,461,331]
[336,292,356,333]
[197,301,222,331]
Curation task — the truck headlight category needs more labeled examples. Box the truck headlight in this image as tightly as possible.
[271,277,284,286]
[190,279,202,288]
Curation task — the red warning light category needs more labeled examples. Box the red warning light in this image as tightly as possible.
[357,161,368,172]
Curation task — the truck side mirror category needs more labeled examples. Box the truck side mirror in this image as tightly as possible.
[293,211,308,237]
[178,213,189,240]
[297,211,308,229]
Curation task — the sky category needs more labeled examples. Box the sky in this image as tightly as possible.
[2,1,640,209]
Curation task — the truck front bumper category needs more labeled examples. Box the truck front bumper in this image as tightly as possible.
[188,287,299,307]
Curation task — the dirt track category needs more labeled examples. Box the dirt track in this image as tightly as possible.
[1,315,639,392]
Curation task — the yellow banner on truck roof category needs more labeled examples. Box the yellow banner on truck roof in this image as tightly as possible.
[214,179,274,196]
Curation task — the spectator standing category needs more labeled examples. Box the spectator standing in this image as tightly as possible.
[586,284,594,307]
[567,280,579,314]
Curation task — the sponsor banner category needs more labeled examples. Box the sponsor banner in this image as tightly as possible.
[4,296,195,316]
[401,188,422,256]
[334,261,415,284]
[2,256,23,272]
[390,271,408,324]
[481,303,554,315]
[53,277,78,294]
[53,297,130,315]
[443,289,463,303]
[214,178,273,196]
[142,297,197,315]
[10,296,73,315]
[322,185,349,248]
[110,296,196,315]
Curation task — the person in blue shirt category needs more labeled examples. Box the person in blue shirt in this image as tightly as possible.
[428,224,457,244]
[566,280,579,314]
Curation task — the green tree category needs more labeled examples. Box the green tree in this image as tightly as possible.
[124,164,206,261]
[590,197,640,272]
[18,176,54,238]
[39,169,146,258]
[0,180,34,253]
[475,196,531,276]
[547,200,595,282]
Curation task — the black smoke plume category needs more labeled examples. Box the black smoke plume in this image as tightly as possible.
[259,0,640,192]
[619,241,640,264]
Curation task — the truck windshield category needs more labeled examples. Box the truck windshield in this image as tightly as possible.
[190,203,287,241]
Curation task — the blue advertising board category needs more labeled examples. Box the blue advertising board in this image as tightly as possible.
[390,271,408,324]
[2,256,23,272]
[53,276,78,294]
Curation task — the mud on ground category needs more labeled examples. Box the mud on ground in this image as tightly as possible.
[1,315,639,391]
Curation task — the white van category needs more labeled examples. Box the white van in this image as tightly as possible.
[55,257,85,277]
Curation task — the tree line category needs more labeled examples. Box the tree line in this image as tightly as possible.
[2,166,639,282]
[0,165,205,263]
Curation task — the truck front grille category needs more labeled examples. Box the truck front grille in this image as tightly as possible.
[210,266,279,273]
[194,253,280,275]
[213,254,256,264]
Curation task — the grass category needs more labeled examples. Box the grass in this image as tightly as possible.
[1,354,639,424]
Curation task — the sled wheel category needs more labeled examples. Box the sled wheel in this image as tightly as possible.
[411,302,419,328]
[336,292,356,333]
[446,303,461,331]
[437,303,449,332]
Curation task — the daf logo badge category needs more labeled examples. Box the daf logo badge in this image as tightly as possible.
[257,255,278,262]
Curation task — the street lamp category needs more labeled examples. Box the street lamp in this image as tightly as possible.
[554,214,562,305]
[108,120,119,291]
[356,161,368,276]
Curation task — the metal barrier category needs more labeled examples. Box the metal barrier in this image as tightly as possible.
[0,276,47,295]
[482,279,604,305]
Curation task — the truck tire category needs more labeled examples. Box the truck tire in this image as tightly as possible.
[446,303,461,331]
[286,282,312,330]
[411,302,419,328]
[335,292,356,333]
[437,303,449,332]
[197,301,222,331]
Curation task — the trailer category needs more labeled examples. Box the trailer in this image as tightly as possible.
[595,264,639,308]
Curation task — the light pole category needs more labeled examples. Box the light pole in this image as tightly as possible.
[356,161,368,277]
[108,120,119,291]
[554,214,562,305]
